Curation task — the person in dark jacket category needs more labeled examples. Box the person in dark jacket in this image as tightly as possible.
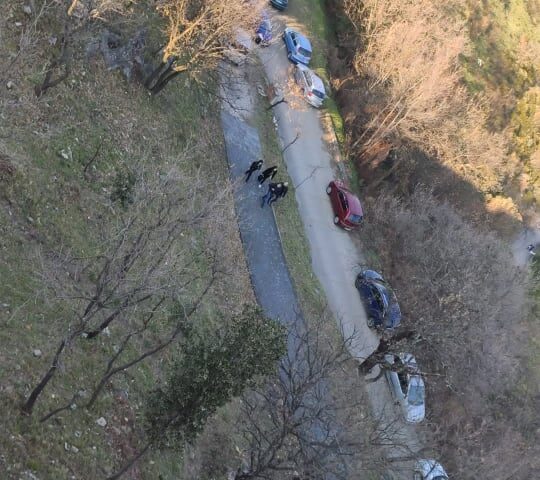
[258,166,278,187]
[261,182,278,207]
[269,182,289,205]
[244,159,263,182]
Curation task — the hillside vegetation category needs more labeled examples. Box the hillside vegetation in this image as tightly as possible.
[0,1,259,477]
[329,0,539,228]
[325,1,540,478]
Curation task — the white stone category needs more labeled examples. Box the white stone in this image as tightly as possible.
[23,5,32,15]
[32,349,42,357]
[6,81,14,89]
[96,417,107,427]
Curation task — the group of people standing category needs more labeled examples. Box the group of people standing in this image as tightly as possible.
[244,159,289,208]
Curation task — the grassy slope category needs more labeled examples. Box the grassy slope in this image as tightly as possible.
[463,0,539,98]
[0,4,240,479]
[464,0,540,203]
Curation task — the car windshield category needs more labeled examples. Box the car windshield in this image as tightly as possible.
[372,286,385,311]
[373,284,389,314]
[312,89,325,99]
[348,213,363,224]
[408,383,425,406]
[338,191,348,210]
[298,47,311,58]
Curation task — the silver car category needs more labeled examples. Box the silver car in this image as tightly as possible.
[384,353,425,423]
[413,459,449,480]
[293,63,326,108]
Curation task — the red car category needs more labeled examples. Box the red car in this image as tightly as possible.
[326,180,364,230]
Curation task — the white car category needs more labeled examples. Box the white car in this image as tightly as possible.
[384,353,425,423]
[293,63,326,108]
[413,459,449,480]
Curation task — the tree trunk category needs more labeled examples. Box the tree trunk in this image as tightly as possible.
[21,340,66,415]
[107,441,152,480]
[359,329,416,374]
[144,57,175,90]
[149,70,182,95]
[35,25,70,97]
[35,63,70,97]
[40,392,80,423]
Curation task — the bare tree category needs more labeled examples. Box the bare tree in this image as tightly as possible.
[22,153,236,415]
[340,0,511,194]
[106,307,286,480]
[144,0,262,94]
[232,316,394,480]
[358,188,533,479]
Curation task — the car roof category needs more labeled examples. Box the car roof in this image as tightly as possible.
[372,282,400,327]
[416,460,448,480]
[373,281,391,308]
[409,375,425,388]
[344,190,362,215]
[292,30,312,51]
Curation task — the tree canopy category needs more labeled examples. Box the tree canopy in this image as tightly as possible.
[145,306,286,447]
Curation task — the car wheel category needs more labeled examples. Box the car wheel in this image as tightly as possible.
[367,317,375,328]
[287,52,292,61]
[326,185,332,195]
[333,216,340,225]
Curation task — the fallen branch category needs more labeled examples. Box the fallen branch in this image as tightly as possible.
[267,98,287,110]
[83,139,103,177]
[281,132,300,154]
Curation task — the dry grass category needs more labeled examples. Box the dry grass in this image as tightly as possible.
[0,1,252,478]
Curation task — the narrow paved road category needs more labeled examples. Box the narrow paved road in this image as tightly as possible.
[258,42,380,362]
[257,20,426,477]
[220,18,427,478]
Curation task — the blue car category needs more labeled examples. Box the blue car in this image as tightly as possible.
[355,270,402,329]
[282,27,312,65]
[255,17,272,46]
[270,0,288,11]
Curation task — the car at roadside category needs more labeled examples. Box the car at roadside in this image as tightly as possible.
[282,27,312,65]
[326,180,363,230]
[413,460,449,480]
[354,269,401,329]
[255,15,272,46]
[270,0,288,11]
[294,63,326,107]
[384,353,425,423]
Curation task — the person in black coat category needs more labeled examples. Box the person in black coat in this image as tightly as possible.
[269,182,289,205]
[261,182,278,207]
[257,166,278,187]
[244,159,263,182]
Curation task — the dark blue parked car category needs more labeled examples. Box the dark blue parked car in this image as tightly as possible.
[270,0,288,11]
[355,270,402,329]
[282,27,312,65]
